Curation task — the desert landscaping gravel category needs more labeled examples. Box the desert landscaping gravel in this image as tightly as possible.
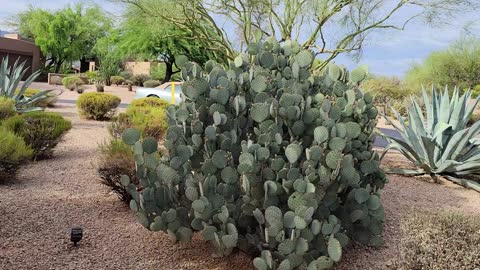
[1,85,479,269]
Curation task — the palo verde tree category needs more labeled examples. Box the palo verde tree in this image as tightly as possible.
[116,1,227,83]
[11,4,112,73]
[114,0,479,70]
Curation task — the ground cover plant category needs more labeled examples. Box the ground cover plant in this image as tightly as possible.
[2,112,72,160]
[77,92,121,120]
[382,87,480,192]
[120,38,386,269]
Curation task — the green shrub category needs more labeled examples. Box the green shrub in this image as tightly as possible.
[132,74,150,86]
[109,105,167,140]
[77,92,121,120]
[2,112,72,159]
[85,71,99,84]
[0,128,33,181]
[0,97,16,121]
[390,211,480,269]
[111,76,125,86]
[119,71,133,80]
[62,76,84,91]
[120,40,386,268]
[143,79,161,88]
[97,139,137,203]
[129,97,169,109]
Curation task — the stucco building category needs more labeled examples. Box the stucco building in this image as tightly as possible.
[0,34,42,77]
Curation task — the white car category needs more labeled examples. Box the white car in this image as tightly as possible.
[134,81,183,105]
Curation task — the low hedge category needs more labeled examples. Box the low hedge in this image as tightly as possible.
[2,112,72,159]
[77,92,121,120]
[0,97,16,121]
[0,128,33,181]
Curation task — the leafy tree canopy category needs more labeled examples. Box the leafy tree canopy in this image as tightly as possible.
[114,0,479,70]
[12,4,112,72]
[115,0,227,83]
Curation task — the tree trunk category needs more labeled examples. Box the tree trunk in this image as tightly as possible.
[162,61,173,84]
[54,60,64,73]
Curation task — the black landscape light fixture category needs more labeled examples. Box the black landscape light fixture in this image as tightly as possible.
[70,227,83,246]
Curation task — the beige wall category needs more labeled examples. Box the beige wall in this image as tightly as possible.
[124,61,159,76]
[0,36,42,77]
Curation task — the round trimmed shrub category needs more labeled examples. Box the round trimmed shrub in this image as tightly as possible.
[0,128,33,180]
[62,76,84,91]
[120,40,387,269]
[111,76,125,86]
[0,97,16,121]
[143,80,161,88]
[2,112,72,159]
[77,92,121,120]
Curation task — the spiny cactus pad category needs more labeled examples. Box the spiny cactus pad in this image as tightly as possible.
[121,41,386,269]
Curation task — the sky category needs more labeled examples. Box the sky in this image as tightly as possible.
[0,0,479,78]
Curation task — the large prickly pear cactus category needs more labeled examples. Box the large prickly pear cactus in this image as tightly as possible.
[121,37,386,269]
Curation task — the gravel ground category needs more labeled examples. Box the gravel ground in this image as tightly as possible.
[1,86,479,269]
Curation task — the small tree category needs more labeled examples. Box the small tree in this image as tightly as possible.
[11,4,112,73]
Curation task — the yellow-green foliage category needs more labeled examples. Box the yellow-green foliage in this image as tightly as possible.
[2,112,72,159]
[405,37,480,92]
[77,92,121,120]
[62,76,84,90]
[129,97,169,109]
[391,211,480,269]
[0,97,16,121]
[0,128,33,180]
[85,71,99,84]
[109,105,167,140]
[111,76,125,86]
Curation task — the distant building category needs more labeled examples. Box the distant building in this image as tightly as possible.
[0,34,42,78]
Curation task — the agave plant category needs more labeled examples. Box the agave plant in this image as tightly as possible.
[381,87,480,192]
[0,57,53,113]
